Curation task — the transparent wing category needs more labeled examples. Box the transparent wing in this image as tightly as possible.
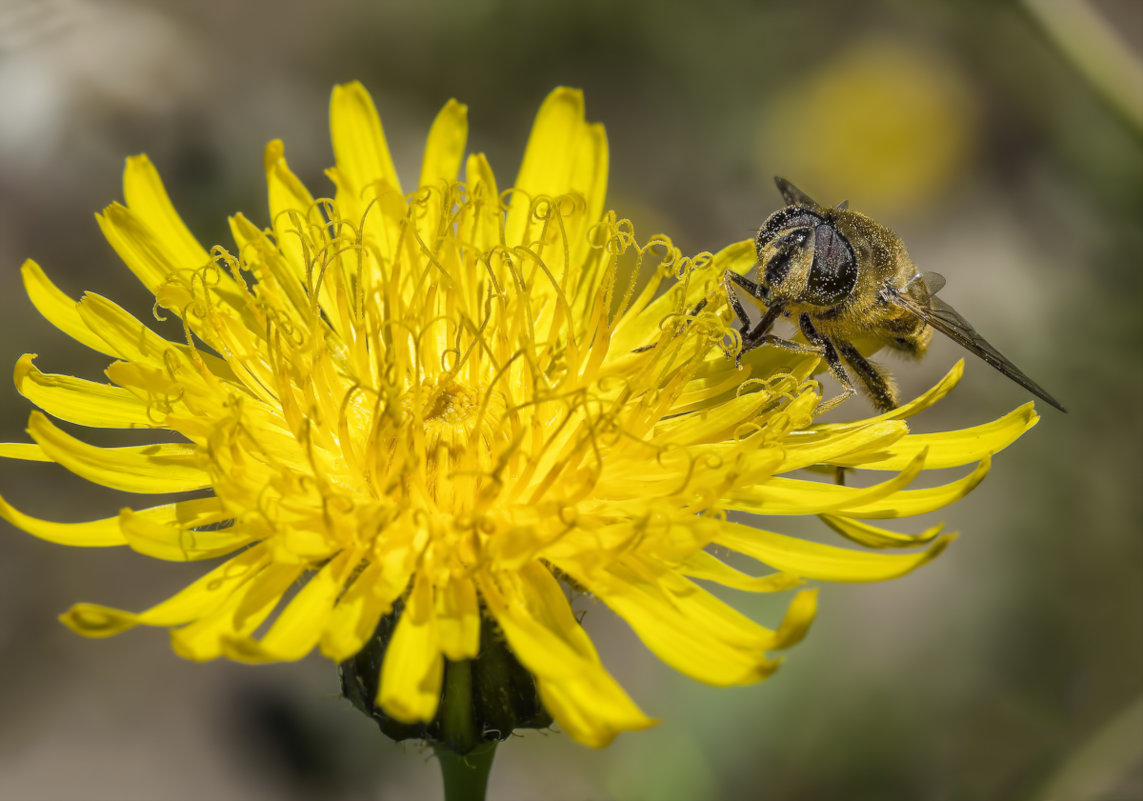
[920,271,945,294]
[884,278,1066,412]
[774,177,820,208]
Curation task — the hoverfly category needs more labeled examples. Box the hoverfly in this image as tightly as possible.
[723,177,1065,413]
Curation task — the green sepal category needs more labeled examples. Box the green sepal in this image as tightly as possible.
[339,601,551,753]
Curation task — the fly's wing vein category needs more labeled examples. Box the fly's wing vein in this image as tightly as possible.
[883,281,1065,412]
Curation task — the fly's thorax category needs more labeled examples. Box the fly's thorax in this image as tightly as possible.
[774,207,933,354]
[830,209,913,287]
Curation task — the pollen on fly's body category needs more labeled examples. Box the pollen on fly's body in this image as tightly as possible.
[719,177,1065,414]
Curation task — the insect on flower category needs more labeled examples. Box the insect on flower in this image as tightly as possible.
[0,85,1046,754]
[722,178,1066,413]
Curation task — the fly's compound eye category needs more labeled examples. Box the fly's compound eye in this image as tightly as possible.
[755,208,823,255]
[804,224,857,306]
[762,228,811,289]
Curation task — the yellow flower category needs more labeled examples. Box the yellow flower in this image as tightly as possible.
[0,83,1037,748]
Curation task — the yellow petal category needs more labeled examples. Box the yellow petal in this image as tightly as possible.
[820,515,947,549]
[264,140,319,286]
[119,506,253,561]
[479,565,588,678]
[612,239,752,357]
[1,494,224,548]
[769,588,819,649]
[320,560,411,661]
[75,292,233,383]
[561,558,782,687]
[826,404,1038,471]
[330,81,402,197]
[419,100,468,191]
[170,561,307,661]
[435,575,480,660]
[506,87,608,252]
[478,564,654,747]
[680,550,803,593]
[715,521,955,582]
[378,570,443,723]
[14,353,154,428]
[0,495,124,547]
[227,213,311,322]
[651,388,796,446]
[510,87,585,203]
[28,411,211,494]
[840,458,991,519]
[20,260,117,357]
[561,117,608,269]
[74,292,171,363]
[61,544,270,636]
[327,82,407,257]
[775,420,910,472]
[0,442,50,461]
[263,144,350,336]
[122,154,212,272]
[669,348,820,416]
[718,238,758,280]
[812,360,966,432]
[414,100,468,248]
[224,551,358,663]
[726,448,929,515]
[117,157,258,336]
[463,153,503,253]
[96,203,191,304]
[535,673,657,749]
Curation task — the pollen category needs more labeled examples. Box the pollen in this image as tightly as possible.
[423,382,479,429]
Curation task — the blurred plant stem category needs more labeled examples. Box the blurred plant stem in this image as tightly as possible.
[1022,0,1143,131]
[1035,694,1143,800]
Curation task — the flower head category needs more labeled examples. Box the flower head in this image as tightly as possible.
[0,83,1037,747]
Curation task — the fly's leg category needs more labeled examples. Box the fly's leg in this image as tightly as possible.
[741,303,782,350]
[835,339,899,413]
[725,271,820,367]
[738,304,822,366]
[798,313,855,413]
[826,338,897,483]
[723,271,763,344]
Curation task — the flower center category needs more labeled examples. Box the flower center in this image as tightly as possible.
[423,382,478,427]
[417,380,492,505]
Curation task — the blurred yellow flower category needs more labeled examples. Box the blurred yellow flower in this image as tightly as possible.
[758,39,978,213]
[0,83,1035,748]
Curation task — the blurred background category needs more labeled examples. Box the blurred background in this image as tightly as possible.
[0,0,1140,799]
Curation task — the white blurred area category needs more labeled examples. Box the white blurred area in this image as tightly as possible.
[0,0,205,174]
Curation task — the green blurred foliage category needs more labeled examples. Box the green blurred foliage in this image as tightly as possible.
[0,1,1139,799]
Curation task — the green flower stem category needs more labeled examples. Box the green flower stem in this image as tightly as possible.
[433,741,497,801]
[432,658,497,801]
